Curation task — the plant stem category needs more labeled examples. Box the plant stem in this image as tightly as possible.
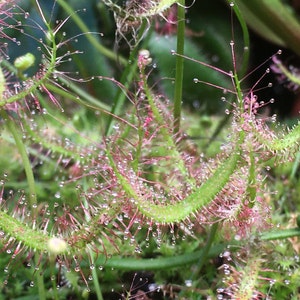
[0,111,37,210]
[90,251,104,300]
[36,270,46,300]
[173,0,185,136]
[194,223,219,273]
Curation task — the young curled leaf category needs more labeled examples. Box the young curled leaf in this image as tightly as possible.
[14,53,35,71]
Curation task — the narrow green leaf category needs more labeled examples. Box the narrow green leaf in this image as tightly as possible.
[107,148,240,223]
[261,227,300,240]
[236,0,300,56]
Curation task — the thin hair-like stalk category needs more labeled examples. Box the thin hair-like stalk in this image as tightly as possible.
[173,0,185,136]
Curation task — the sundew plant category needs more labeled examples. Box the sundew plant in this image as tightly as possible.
[0,0,300,299]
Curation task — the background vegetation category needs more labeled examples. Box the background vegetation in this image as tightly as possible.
[0,0,300,299]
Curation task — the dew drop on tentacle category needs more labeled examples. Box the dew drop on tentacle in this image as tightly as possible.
[74,266,80,272]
